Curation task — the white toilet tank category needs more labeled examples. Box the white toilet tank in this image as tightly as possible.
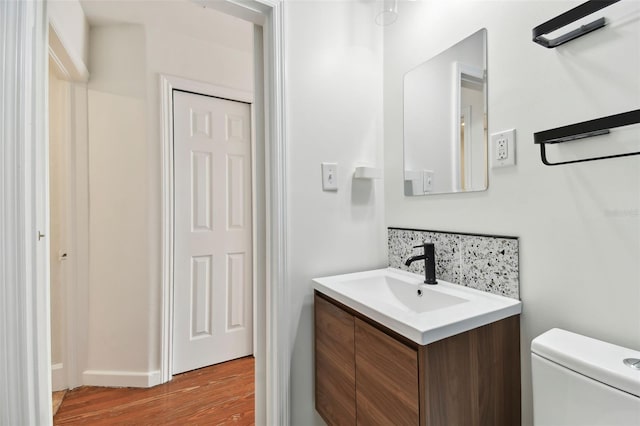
[531,328,640,426]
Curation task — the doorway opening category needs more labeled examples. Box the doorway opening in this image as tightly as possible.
[48,57,70,408]
[47,18,91,417]
[0,0,288,423]
[45,1,276,425]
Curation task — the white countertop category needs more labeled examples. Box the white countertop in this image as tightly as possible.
[313,267,522,345]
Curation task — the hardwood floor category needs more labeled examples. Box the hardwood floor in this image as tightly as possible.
[52,390,67,416]
[54,356,254,425]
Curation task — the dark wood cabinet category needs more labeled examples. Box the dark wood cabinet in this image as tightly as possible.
[315,294,356,425]
[355,318,419,426]
[420,315,521,425]
[314,291,521,426]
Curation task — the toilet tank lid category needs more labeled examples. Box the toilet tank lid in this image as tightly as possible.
[532,328,640,398]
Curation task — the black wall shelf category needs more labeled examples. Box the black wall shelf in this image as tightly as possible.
[534,109,640,166]
[532,0,621,48]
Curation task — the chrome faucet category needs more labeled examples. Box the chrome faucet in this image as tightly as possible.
[404,242,437,285]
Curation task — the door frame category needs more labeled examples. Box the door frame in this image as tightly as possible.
[48,19,90,392]
[2,0,289,425]
[161,1,289,425]
[159,75,255,379]
[0,0,50,424]
[48,61,72,392]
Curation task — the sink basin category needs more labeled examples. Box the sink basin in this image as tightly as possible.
[313,268,521,345]
[339,274,468,314]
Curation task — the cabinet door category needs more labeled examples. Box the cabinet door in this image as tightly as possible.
[420,315,521,426]
[315,294,356,425]
[355,318,419,426]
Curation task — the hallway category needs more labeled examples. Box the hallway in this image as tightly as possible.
[54,357,254,425]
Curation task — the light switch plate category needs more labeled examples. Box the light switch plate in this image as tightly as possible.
[423,170,434,193]
[491,129,516,168]
[321,162,338,191]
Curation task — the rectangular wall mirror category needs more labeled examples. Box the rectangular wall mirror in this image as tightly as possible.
[403,28,488,196]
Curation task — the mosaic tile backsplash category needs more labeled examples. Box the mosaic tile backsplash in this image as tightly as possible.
[388,228,519,299]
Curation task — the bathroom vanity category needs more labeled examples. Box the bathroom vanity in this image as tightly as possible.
[313,268,521,426]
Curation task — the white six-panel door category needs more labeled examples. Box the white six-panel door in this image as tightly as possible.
[173,91,253,374]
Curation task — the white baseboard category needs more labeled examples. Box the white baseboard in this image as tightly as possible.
[82,369,162,388]
[51,363,67,391]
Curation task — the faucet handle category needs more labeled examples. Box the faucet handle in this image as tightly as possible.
[413,242,435,251]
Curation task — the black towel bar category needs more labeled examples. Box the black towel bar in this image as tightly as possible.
[533,109,640,166]
[532,0,621,48]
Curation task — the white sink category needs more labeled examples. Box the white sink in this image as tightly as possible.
[313,268,522,345]
[338,274,468,314]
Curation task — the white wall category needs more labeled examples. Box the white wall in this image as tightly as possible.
[81,2,254,385]
[86,24,152,379]
[284,1,386,424]
[384,1,640,424]
[49,0,89,77]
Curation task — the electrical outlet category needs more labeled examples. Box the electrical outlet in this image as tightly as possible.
[491,129,516,168]
[497,139,508,160]
[321,162,338,191]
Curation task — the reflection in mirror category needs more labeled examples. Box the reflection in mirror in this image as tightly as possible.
[404,29,487,196]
